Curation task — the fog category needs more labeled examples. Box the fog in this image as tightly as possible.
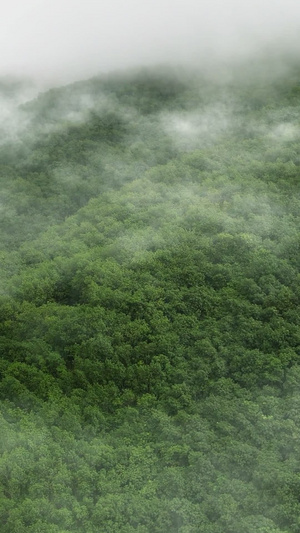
[1,4,300,531]
[1,0,300,85]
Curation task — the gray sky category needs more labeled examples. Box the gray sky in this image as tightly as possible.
[1,0,300,84]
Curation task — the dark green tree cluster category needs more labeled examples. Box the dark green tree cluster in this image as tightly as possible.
[0,63,300,531]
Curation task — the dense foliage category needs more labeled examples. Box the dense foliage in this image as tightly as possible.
[0,63,300,532]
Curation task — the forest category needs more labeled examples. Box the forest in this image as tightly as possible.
[0,60,300,532]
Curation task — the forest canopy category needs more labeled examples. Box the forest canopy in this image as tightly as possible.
[0,62,300,532]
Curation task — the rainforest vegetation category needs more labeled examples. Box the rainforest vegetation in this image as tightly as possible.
[0,61,300,532]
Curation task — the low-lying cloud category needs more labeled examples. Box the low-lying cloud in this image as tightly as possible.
[161,104,232,151]
[1,0,300,85]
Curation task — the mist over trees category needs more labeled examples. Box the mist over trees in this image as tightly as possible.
[0,61,300,532]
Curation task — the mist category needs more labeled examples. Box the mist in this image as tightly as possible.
[1,0,300,85]
[1,2,300,531]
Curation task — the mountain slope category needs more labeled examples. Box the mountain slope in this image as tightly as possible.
[0,64,300,532]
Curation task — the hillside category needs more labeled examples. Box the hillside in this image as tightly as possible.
[0,64,300,532]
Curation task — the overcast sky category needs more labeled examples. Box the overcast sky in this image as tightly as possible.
[1,0,300,85]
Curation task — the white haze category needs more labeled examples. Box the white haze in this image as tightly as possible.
[0,79,38,142]
[1,0,300,85]
[161,104,232,151]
